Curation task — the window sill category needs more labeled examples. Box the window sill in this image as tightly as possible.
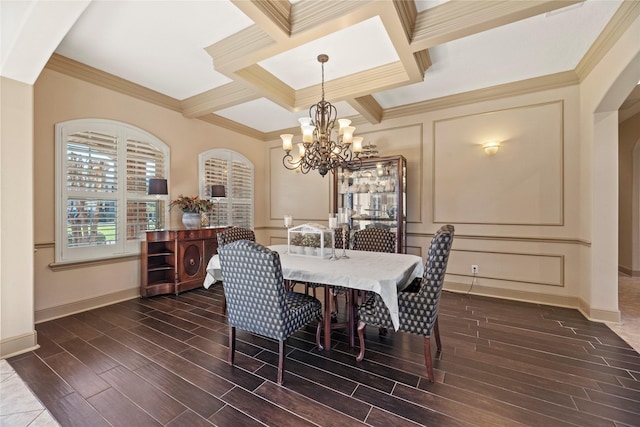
[48,254,138,271]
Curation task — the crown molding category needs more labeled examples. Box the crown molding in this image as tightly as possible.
[412,0,584,49]
[198,114,265,141]
[575,0,640,81]
[383,70,579,120]
[44,54,181,112]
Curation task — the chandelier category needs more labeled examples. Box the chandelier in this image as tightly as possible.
[281,54,362,177]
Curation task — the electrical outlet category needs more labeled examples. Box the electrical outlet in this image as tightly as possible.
[471,265,479,275]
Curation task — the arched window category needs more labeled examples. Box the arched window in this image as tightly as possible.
[199,149,253,229]
[55,119,169,262]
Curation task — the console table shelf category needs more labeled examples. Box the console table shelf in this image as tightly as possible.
[140,227,226,297]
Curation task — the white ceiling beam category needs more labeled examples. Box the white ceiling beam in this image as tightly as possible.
[181,82,260,118]
[411,0,585,50]
[349,95,383,124]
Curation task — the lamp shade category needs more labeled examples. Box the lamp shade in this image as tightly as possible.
[210,184,226,198]
[148,178,168,195]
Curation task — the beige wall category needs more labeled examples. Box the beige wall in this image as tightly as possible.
[619,111,640,275]
[265,86,586,309]
[33,68,266,322]
[1,77,37,357]
[579,11,640,321]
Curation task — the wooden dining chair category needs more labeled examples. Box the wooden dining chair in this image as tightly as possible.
[218,240,323,385]
[216,226,256,313]
[355,224,455,382]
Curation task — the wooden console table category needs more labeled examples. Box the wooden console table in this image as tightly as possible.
[140,227,226,297]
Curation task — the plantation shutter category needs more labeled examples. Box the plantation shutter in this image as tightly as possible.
[65,130,119,248]
[126,137,167,239]
[230,160,252,228]
[200,150,253,229]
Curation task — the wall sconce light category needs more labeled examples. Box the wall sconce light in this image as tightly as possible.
[482,141,501,155]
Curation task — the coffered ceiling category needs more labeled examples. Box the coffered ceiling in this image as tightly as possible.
[3,0,637,140]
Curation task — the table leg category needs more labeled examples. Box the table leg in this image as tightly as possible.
[323,285,332,350]
[349,289,356,348]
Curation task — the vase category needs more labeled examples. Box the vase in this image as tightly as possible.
[182,212,201,229]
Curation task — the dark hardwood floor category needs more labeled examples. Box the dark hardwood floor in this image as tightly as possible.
[8,285,640,426]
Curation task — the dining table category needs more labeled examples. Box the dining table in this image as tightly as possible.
[204,244,424,350]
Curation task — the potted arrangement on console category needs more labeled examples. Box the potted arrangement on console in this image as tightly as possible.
[170,195,213,229]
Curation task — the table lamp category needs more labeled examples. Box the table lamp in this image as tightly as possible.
[148,178,168,229]
[210,184,226,226]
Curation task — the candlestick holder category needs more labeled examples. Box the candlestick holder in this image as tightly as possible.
[328,214,339,260]
[340,224,349,259]
[284,214,293,254]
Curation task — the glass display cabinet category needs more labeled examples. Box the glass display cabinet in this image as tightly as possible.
[333,155,407,253]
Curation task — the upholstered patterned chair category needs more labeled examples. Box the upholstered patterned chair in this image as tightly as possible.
[217,226,255,247]
[355,224,455,382]
[218,240,323,385]
[216,227,256,314]
[352,227,396,253]
[349,226,397,310]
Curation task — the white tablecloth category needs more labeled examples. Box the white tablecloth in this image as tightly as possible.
[204,244,424,330]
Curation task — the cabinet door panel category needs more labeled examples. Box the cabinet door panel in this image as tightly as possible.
[178,240,205,282]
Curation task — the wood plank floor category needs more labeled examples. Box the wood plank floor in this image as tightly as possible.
[8,285,640,426]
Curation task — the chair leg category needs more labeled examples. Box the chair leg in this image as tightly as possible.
[222,296,227,315]
[356,321,367,362]
[434,316,442,355]
[228,325,236,365]
[423,336,435,382]
[277,339,286,385]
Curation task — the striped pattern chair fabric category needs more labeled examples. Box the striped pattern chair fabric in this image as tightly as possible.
[218,240,323,385]
[355,224,455,382]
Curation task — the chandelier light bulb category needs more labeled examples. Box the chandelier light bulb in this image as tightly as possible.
[338,118,351,136]
[342,126,355,144]
[281,134,293,152]
[352,137,363,154]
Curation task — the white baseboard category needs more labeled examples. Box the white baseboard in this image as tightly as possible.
[35,287,140,324]
[444,281,620,323]
[1,331,38,359]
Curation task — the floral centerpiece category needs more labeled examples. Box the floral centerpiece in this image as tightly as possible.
[170,195,213,229]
